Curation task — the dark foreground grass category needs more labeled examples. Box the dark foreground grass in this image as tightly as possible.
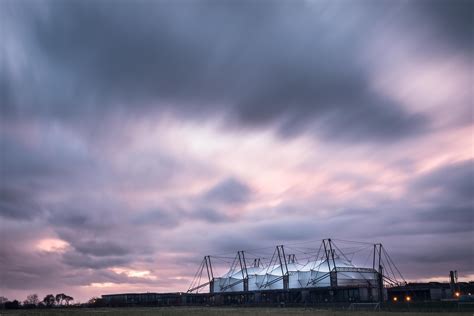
[0,307,471,316]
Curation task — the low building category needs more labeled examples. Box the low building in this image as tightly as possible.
[387,282,474,302]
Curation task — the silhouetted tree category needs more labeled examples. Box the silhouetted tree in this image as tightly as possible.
[64,295,74,305]
[55,293,65,305]
[0,296,8,309]
[5,300,20,309]
[43,294,55,307]
[88,297,104,307]
[23,293,39,307]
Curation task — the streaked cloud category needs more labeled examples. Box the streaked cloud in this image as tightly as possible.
[0,0,472,303]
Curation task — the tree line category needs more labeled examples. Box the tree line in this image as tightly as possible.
[0,293,75,309]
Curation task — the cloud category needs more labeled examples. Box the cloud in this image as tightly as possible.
[0,186,42,220]
[415,0,473,52]
[192,208,230,223]
[61,251,132,270]
[2,0,434,143]
[0,133,90,188]
[408,159,474,232]
[410,159,473,202]
[0,247,64,290]
[131,177,251,227]
[73,240,130,257]
[0,0,472,303]
[204,177,252,205]
[131,209,182,228]
[0,127,102,220]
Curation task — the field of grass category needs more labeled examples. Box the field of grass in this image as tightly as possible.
[0,307,472,316]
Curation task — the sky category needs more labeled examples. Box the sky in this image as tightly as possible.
[1,0,473,303]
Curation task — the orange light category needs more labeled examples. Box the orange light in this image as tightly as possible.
[393,297,398,302]
[455,292,460,297]
[405,296,411,302]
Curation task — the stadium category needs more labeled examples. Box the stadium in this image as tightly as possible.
[187,239,401,303]
[102,239,473,308]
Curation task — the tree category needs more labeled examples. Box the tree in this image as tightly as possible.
[43,294,55,307]
[64,295,74,305]
[5,300,20,309]
[24,293,39,307]
[87,297,104,307]
[55,293,73,306]
[55,293,65,305]
[0,297,8,309]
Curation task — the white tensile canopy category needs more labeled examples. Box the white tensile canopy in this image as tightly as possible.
[213,256,378,293]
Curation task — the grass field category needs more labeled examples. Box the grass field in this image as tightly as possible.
[0,307,472,316]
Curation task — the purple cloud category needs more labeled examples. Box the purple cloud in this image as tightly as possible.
[0,0,472,303]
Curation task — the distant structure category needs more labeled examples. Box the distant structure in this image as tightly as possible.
[187,238,404,302]
[101,239,474,308]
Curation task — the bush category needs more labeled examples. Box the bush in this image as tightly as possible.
[5,300,20,309]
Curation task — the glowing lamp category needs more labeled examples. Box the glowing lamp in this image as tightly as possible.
[455,292,460,297]
[405,296,411,302]
[393,297,398,302]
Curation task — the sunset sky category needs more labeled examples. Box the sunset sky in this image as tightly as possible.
[1,0,473,303]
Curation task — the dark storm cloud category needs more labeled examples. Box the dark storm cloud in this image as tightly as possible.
[193,208,230,223]
[74,240,129,257]
[61,250,131,269]
[415,0,473,52]
[131,178,250,227]
[49,201,124,232]
[58,232,154,269]
[204,177,252,205]
[39,197,160,269]
[131,176,251,228]
[0,135,79,220]
[411,159,473,202]
[0,186,42,220]
[381,231,474,280]
[415,205,473,231]
[0,128,100,208]
[408,242,473,266]
[409,159,473,229]
[1,137,59,180]
[2,0,435,142]
[132,208,182,227]
[0,245,155,290]
[16,175,253,274]
[0,247,65,290]
[1,0,472,302]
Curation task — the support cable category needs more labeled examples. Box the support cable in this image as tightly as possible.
[383,247,406,284]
